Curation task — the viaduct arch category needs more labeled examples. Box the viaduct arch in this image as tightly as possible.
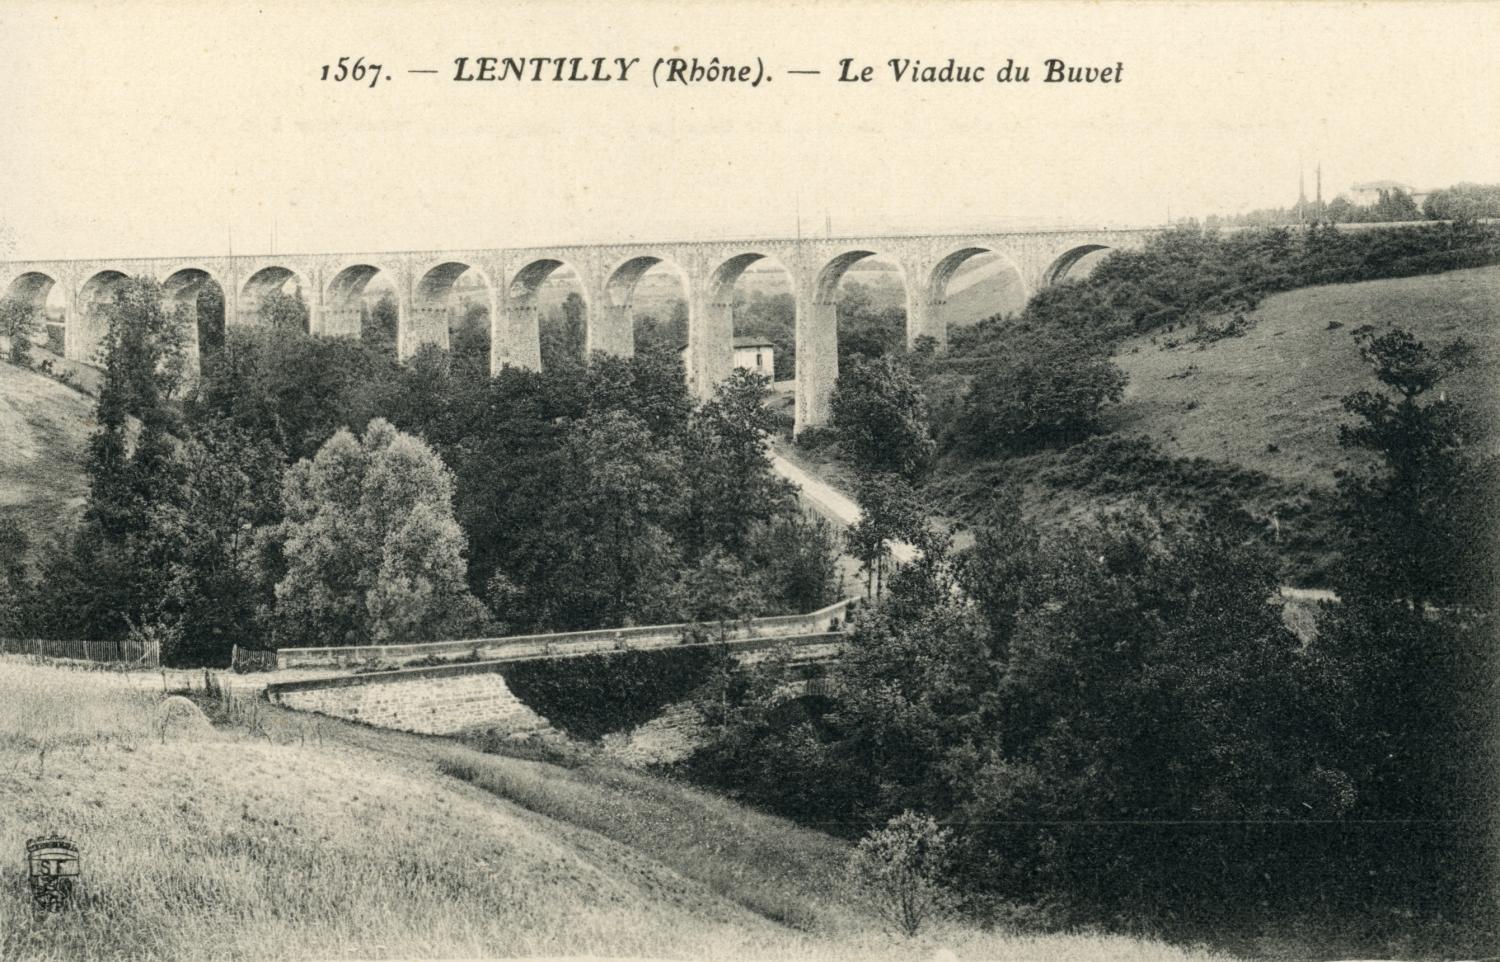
[0,227,1156,432]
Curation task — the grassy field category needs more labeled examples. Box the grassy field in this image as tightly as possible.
[0,658,1233,962]
[1108,264,1500,489]
[0,360,94,561]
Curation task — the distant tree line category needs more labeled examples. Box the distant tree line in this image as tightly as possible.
[1199,181,1500,228]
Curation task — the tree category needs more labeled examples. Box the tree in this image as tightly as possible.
[195,283,226,358]
[148,419,284,666]
[957,329,1126,453]
[1335,326,1485,607]
[556,409,683,626]
[830,354,935,480]
[540,291,587,369]
[362,291,400,357]
[259,289,309,333]
[971,510,1336,910]
[260,419,488,647]
[846,472,926,600]
[847,812,955,937]
[450,302,491,373]
[71,277,191,638]
[1316,326,1500,923]
[678,369,794,558]
[1,295,39,364]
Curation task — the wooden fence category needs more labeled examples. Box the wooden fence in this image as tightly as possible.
[230,644,279,673]
[0,636,161,668]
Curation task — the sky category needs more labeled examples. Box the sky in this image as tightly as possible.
[2,0,1497,260]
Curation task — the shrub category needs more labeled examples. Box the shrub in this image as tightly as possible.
[847,811,955,937]
[794,425,838,450]
[1,296,39,365]
[957,332,1127,453]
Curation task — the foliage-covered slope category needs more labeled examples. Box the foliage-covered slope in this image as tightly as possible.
[918,265,1500,583]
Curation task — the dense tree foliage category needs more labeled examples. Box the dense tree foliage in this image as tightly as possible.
[258,289,309,333]
[955,328,1126,453]
[1422,182,1500,221]
[829,355,934,480]
[1334,326,1489,607]
[260,419,488,647]
[1,295,39,364]
[687,322,1500,947]
[540,291,587,369]
[9,294,840,663]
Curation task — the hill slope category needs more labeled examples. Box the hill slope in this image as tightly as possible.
[0,361,93,555]
[0,659,1224,962]
[1108,264,1500,490]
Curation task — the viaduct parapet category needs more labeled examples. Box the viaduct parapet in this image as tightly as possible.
[0,228,1157,432]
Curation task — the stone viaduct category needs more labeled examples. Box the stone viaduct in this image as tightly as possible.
[0,227,1157,431]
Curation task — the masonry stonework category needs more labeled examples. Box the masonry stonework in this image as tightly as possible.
[0,229,1155,433]
[271,666,555,737]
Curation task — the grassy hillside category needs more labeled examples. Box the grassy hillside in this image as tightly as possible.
[0,360,94,556]
[1108,264,1500,489]
[0,659,1226,962]
[791,266,1500,583]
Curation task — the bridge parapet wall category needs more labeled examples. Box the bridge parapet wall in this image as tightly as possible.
[265,630,844,739]
[274,598,855,670]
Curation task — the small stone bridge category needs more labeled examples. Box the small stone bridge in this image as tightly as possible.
[262,600,854,763]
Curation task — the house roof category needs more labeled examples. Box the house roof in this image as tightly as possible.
[677,337,776,351]
[1350,180,1413,191]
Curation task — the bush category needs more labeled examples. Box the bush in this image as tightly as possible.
[1,296,39,365]
[793,425,838,450]
[957,331,1126,453]
[847,811,955,937]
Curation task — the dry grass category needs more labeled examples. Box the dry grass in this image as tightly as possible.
[1110,264,1500,489]
[437,746,865,933]
[0,360,93,559]
[0,658,1235,962]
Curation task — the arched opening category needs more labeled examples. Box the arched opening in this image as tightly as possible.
[242,266,309,333]
[78,270,130,363]
[818,251,908,368]
[326,264,398,358]
[511,259,587,371]
[704,252,796,407]
[163,268,227,362]
[601,255,690,365]
[4,272,65,356]
[927,248,1029,338]
[415,262,492,372]
[1043,244,1112,287]
[766,692,839,739]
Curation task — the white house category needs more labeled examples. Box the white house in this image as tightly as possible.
[680,336,776,377]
